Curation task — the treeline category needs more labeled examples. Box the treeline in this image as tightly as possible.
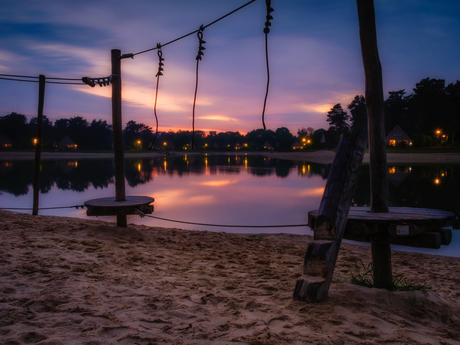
[1,77,458,151]
[327,77,460,146]
[0,114,310,151]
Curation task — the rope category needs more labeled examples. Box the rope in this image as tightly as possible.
[261,0,274,130]
[149,44,164,151]
[132,0,256,57]
[192,26,206,150]
[138,211,309,229]
[0,77,39,83]
[0,73,83,82]
[0,73,38,79]
[0,76,84,85]
[0,205,86,211]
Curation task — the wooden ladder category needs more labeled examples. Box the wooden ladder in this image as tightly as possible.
[293,132,367,302]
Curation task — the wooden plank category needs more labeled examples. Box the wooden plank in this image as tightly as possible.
[357,0,388,213]
[294,132,367,302]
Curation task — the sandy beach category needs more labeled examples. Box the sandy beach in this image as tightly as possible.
[1,210,460,344]
[1,151,460,344]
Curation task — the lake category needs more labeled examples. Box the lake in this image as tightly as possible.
[1,153,459,257]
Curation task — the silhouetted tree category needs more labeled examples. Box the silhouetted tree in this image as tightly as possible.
[326,103,349,132]
[0,112,29,148]
[275,127,295,151]
[384,90,408,135]
[348,95,367,134]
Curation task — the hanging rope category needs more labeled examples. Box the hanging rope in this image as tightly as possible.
[192,25,206,150]
[261,0,274,130]
[149,44,164,151]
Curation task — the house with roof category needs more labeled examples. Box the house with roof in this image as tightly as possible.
[57,135,77,150]
[0,133,12,148]
[385,125,412,147]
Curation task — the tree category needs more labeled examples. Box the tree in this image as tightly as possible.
[408,78,447,136]
[326,104,349,132]
[123,120,152,149]
[89,119,113,149]
[348,95,367,134]
[384,90,408,135]
[445,81,460,144]
[0,112,29,148]
[67,116,89,149]
[275,127,295,151]
[29,115,54,149]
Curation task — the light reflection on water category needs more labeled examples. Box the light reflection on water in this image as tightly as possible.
[0,154,459,257]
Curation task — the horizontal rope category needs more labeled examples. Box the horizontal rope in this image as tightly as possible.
[0,73,38,79]
[0,205,86,210]
[0,205,308,229]
[0,77,39,83]
[0,73,82,81]
[0,77,85,85]
[139,211,308,228]
[133,0,256,56]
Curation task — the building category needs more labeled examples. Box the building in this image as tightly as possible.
[57,135,77,150]
[0,133,12,148]
[385,125,412,147]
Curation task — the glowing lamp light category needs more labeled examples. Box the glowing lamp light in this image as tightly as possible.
[307,139,311,144]
[163,142,167,146]
[33,138,38,144]
[302,138,306,142]
[434,178,440,185]
[436,130,441,135]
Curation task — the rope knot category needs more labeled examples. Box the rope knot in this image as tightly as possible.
[264,0,274,34]
[196,26,206,60]
[156,43,165,77]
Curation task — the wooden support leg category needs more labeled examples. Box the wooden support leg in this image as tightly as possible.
[117,214,127,228]
[370,231,392,289]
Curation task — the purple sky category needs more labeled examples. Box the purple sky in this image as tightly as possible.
[1,0,459,135]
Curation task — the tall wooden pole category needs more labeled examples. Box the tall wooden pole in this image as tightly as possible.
[32,75,45,215]
[111,49,127,227]
[357,0,388,213]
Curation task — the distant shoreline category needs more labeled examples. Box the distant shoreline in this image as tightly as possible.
[1,150,460,164]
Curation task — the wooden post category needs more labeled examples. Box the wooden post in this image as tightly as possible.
[370,228,392,288]
[357,0,388,213]
[32,75,45,216]
[111,49,127,227]
[294,132,367,302]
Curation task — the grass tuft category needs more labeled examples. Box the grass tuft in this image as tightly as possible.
[349,259,432,292]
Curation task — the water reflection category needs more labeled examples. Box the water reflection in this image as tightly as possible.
[0,155,331,197]
[0,156,458,227]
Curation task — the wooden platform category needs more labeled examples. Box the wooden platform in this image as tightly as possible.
[85,196,154,217]
[308,206,455,289]
[308,207,454,249]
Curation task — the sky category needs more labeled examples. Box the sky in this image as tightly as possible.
[1,0,459,135]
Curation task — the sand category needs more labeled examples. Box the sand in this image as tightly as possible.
[1,210,460,344]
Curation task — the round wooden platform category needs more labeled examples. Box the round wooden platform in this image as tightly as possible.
[308,206,455,248]
[85,196,154,216]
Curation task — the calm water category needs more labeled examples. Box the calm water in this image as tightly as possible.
[1,153,459,257]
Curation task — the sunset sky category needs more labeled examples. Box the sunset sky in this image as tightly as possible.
[1,0,459,135]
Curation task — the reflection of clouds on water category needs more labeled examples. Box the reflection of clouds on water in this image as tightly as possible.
[298,187,324,197]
